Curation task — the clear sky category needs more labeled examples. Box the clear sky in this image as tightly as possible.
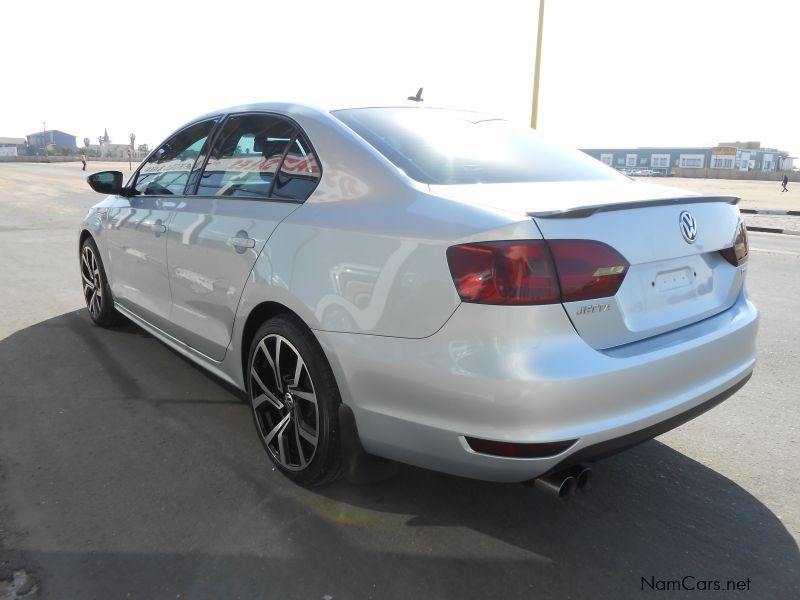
[4,0,798,156]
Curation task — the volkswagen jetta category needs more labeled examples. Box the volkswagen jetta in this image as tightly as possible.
[79,103,758,493]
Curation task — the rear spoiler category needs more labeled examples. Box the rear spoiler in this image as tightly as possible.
[528,195,740,219]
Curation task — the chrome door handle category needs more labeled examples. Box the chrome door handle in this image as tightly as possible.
[229,236,256,249]
[150,223,167,234]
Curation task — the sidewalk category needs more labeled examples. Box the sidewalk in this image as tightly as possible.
[743,213,800,236]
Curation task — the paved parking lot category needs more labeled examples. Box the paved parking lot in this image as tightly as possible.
[1,162,798,599]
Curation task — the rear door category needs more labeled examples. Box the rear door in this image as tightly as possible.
[166,112,321,360]
[106,119,217,333]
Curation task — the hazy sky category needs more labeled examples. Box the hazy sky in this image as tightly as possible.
[4,0,798,156]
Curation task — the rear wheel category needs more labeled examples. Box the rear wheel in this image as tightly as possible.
[80,237,123,327]
[247,316,343,486]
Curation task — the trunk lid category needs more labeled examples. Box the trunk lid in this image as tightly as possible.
[431,180,745,349]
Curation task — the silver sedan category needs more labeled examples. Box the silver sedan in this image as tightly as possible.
[79,103,758,496]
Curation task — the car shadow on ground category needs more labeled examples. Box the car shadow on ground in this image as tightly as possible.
[0,310,797,599]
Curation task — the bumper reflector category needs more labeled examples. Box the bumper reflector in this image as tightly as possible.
[465,436,576,458]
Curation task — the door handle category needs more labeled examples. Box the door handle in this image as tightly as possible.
[150,223,167,234]
[229,236,256,249]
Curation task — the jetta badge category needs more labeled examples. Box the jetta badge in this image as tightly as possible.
[679,211,697,243]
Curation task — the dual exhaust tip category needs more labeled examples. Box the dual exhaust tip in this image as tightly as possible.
[526,465,592,499]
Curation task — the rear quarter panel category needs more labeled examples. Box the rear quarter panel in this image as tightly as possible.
[242,190,541,338]
[235,107,544,340]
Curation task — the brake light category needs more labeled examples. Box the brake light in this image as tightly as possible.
[548,240,629,302]
[446,239,629,305]
[719,220,749,266]
[445,241,559,304]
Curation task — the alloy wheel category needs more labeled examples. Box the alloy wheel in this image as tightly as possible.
[250,334,319,471]
[81,244,103,319]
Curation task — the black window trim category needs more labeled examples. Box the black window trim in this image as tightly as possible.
[184,115,229,196]
[125,116,223,198]
[187,110,323,204]
[266,131,299,199]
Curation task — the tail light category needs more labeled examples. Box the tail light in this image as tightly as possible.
[445,241,559,304]
[446,239,628,305]
[548,240,629,302]
[719,220,749,266]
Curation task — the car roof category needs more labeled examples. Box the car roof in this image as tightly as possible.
[190,101,495,122]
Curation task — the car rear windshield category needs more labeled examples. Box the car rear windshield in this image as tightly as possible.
[333,107,623,185]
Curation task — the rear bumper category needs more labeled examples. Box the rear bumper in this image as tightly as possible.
[540,371,751,477]
[316,290,758,482]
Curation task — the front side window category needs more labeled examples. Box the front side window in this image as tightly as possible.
[133,120,216,195]
[197,115,295,198]
[271,135,321,201]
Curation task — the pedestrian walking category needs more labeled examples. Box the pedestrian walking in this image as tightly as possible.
[81,153,87,171]
[781,174,788,192]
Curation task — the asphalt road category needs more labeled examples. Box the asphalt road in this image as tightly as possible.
[1,163,798,599]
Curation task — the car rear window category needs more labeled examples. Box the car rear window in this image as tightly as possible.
[333,107,623,185]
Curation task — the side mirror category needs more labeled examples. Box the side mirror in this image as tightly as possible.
[87,171,124,195]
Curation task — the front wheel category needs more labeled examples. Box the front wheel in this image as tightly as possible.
[80,237,123,327]
[247,316,343,486]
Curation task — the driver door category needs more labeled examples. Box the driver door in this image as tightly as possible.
[105,119,218,334]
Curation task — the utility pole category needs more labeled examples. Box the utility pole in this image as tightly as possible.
[530,0,545,130]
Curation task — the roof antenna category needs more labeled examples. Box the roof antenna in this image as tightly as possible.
[407,87,424,102]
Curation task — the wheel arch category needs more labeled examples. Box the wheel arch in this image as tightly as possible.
[79,228,94,251]
[238,300,354,409]
[240,301,310,384]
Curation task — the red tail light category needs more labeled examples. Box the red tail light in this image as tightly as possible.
[719,220,749,266]
[548,240,629,302]
[445,241,559,304]
[446,239,628,305]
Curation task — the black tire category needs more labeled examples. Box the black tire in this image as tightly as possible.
[247,315,343,486]
[80,236,124,327]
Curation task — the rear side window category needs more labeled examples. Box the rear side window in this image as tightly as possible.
[133,120,216,195]
[334,107,624,185]
[271,135,321,201]
[197,115,295,198]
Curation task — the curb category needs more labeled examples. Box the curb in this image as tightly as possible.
[740,209,800,216]
[746,225,800,236]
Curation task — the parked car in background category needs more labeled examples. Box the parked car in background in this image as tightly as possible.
[79,103,757,497]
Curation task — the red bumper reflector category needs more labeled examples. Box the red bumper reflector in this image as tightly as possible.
[465,436,577,458]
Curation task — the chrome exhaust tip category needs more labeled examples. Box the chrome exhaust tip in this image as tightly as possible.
[531,473,578,499]
[566,465,592,491]
[575,466,592,491]
[524,464,592,499]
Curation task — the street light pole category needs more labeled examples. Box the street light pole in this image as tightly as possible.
[42,121,47,157]
[530,0,545,130]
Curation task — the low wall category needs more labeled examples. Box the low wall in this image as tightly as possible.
[672,167,800,181]
[0,156,140,163]
[0,156,79,163]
